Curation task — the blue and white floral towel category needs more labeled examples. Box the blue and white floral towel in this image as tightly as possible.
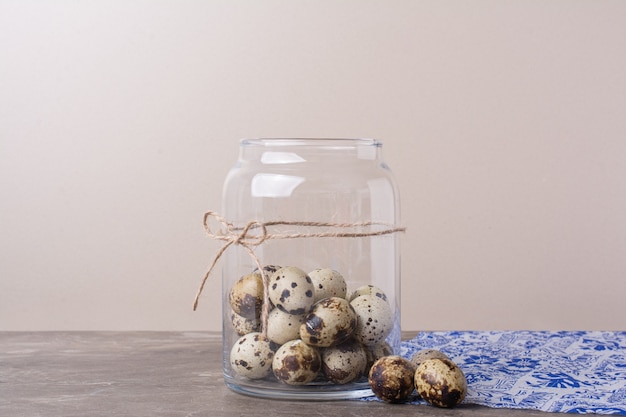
[397,331,626,415]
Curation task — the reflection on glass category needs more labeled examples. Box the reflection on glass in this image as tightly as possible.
[260,152,306,164]
[251,173,305,197]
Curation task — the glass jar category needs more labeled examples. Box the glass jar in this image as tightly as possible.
[220,138,402,400]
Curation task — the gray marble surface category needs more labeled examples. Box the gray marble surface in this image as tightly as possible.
[0,332,552,416]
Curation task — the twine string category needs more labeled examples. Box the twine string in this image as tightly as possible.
[194,211,406,336]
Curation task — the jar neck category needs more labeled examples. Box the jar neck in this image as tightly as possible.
[238,138,383,163]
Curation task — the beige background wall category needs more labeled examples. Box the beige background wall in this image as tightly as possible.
[1,1,625,331]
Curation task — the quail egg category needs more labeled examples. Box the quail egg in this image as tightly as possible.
[409,349,450,369]
[350,294,394,347]
[364,341,394,372]
[321,339,368,384]
[272,339,321,385]
[230,309,260,336]
[349,285,388,303]
[229,272,264,319]
[253,264,281,276]
[230,332,274,379]
[268,266,315,315]
[368,355,416,403]
[300,297,357,347]
[414,358,467,408]
[308,268,347,302]
[266,309,306,345]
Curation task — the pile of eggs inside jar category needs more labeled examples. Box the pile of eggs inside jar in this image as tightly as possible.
[228,265,395,385]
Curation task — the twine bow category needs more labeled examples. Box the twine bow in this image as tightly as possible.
[193,211,406,334]
[193,211,270,311]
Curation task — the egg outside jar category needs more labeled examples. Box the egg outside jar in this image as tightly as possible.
[367,349,468,409]
[227,266,396,387]
[414,357,467,408]
[368,356,416,403]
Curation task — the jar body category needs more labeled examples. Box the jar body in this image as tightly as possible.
[221,139,401,399]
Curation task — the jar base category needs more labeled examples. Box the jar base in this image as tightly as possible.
[225,377,375,400]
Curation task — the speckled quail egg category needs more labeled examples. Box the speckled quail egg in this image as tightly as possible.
[364,341,394,373]
[300,297,357,347]
[409,349,450,369]
[350,294,394,347]
[230,309,260,336]
[368,355,416,403]
[272,339,321,385]
[268,266,315,315]
[266,309,306,345]
[321,339,368,384]
[253,264,281,277]
[308,268,347,302]
[349,285,388,303]
[414,358,467,408]
[229,272,264,319]
[230,332,274,379]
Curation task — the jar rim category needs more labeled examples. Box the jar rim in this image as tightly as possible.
[240,138,382,147]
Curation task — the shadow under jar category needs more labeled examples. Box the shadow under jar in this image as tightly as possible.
[221,138,402,400]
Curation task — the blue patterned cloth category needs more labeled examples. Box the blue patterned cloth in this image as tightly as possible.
[391,331,626,414]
